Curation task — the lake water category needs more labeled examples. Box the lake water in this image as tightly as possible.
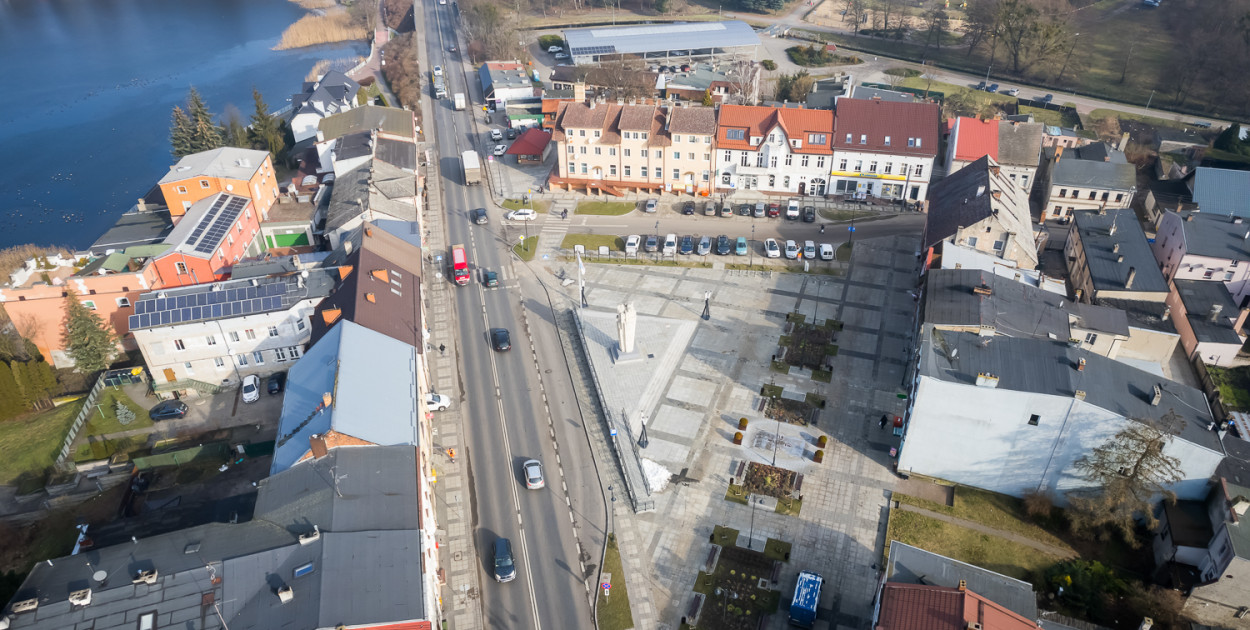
[0,0,367,250]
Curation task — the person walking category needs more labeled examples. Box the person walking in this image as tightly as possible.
[819,224,825,234]
[439,344,446,355]
[879,414,889,429]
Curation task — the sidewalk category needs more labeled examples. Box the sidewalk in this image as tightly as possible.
[894,503,1078,559]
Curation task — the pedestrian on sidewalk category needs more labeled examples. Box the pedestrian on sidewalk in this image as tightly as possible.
[879,414,889,429]
[819,224,825,234]
[439,344,446,355]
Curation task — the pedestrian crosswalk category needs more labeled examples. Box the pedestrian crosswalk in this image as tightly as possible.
[533,202,575,262]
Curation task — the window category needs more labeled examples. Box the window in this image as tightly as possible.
[1088,191,1097,200]
[854,160,863,171]
[609,165,617,176]
[624,165,631,178]
[594,147,601,155]
[174,339,186,351]
[1115,193,1124,202]
[689,135,697,143]
[237,354,248,366]
[674,135,681,143]
[640,132,648,140]
[175,261,189,275]
[245,329,256,340]
[116,297,131,307]
[914,165,924,178]
[704,137,711,144]
[966,237,978,247]
[1071,189,1080,198]
[624,149,631,157]
[859,134,867,144]
[688,152,695,160]
[915,138,922,148]
[883,135,891,146]
[1084,333,1098,345]
[641,149,649,158]
[579,129,586,137]
[883,162,892,174]
[654,167,662,178]
[253,351,265,364]
[609,148,617,156]
[139,611,157,630]
[214,357,225,368]
[769,174,776,187]
[593,130,600,138]
[289,346,302,359]
[702,170,710,181]
[801,155,809,168]
[723,150,732,162]
[229,331,240,342]
[867,161,879,173]
[1028,414,1040,426]
[808,133,827,144]
[1204,270,1215,279]
[907,138,915,147]
[817,156,825,169]
[704,153,710,161]
[672,169,680,180]
[672,151,680,160]
[838,159,847,171]
[184,362,194,375]
[579,146,586,154]
[268,325,279,337]
[770,156,778,168]
[275,347,288,362]
[740,153,749,166]
[1058,189,1067,198]
[992,240,1005,251]
[206,335,217,346]
[845,133,852,143]
[900,164,909,177]
[768,133,777,143]
[1225,271,1236,281]
[199,179,210,189]
[567,145,575,154]
[785,154,793,167]
[756,154,765,168]
[581,163,588,174]
[176,185,187,194]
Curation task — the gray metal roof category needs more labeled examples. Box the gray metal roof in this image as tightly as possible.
[1177,210,1250,260]
[1071,208,1169,294]
[157,147,269,185]
[376,137,417,171]
[1192,167,1250,216]
[1050,143,1136,190]
[271,320,419,474]
[920,329,1221,452]
[88,206,174,255]
[848,85,919,103]
[925,269,1129,338]
[1174,279,1243,344]
[886,541,1037,620]
[563,20,760,57]
[318,105,415,141]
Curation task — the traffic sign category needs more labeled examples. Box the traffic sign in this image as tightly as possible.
[848,225,856,232]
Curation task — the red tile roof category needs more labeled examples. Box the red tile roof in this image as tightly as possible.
[833,99,939,157]
[875,583,1039,630]
[716,104,834,154]
[506,128,552,156]
[951,117,1000,162]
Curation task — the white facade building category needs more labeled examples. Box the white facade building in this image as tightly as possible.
[714,104,834,196]
[830,98,940,202]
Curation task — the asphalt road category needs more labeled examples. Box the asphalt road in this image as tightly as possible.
[420,1,597,628]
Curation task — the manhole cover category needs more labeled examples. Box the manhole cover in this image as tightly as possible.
[452,551,463,561]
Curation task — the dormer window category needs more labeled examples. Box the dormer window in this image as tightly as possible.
[884,136,891,146]
[860,134,867,144]
[790,139,802,149]
[907,138,915,147]
[750,136,762,146]
[807,133,826,145]
[845,133,852,143]
[726,129,745,140]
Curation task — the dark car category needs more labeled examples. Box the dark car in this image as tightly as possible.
[149,400,188,421]
[737,204,752,216]
[766,203,781,218]
[644,234,659,253]
[986,83,999,93]
[716,235,732,255]
[802,206,816,223]
[483,270,499,287]
[679,235,695,255]
[975,81,987,90]
[506,127,519,139]
[267,372,286,395]
[471,208,489,225]
[682,201,695,215]
[493,537,516,582]
[1041,93,1054,103]
[491,328,511,352]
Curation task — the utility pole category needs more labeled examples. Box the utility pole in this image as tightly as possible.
[1056,33,1080,86]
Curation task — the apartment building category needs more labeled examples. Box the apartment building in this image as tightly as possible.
[714,104,834,196]
[157,147,279,220]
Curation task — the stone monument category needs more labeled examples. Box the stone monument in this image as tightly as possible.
[615,302,641,362]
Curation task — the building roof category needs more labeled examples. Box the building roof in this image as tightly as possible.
[76,244,172,276]
[950,117,998,163]
[506,128,553,156]
[875,582,1040,630]
[6,445,425,630]
[312,223,424,351]
[325,160,417,233]
[716,104,834,154]
[848,85,918,103]
[127,268,337,331]
[262,199,317,224]
[924,156,1037,267]
[1174,279,1243,344]
[291,69,360,119]
[669,106,717,135]
[563,20,760,58]
[549,65,658,91]
[376,136,417,171]
[551,101,672,148]
[158,147,269,185]
[318,105,415,142]
[1071,208,1169,294]
[925,268,1129,339]
[271,320,420,475]
[833,98,939,157]
[918,328,1221,452]
[1050,142,1136,190]
[88,206,174,255]
[161,192,252,259]
[1192,167,1250,216]
[886,542,1038,620]
[663,62,749,93]
[1162,499,1216,548]
[333,130,374,162]
[1224,480,1250,560]
[1175,210,1250,261]
[936,242,1068,295]
[480,61,534,96]
[952,117,1044,168]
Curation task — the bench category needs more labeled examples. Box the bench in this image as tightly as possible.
[705,545,721,573]
[770,560,782,584]
[794,474,804,493]
[686,593,704,626]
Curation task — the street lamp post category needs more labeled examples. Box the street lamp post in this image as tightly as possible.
[1056,33,1080,86]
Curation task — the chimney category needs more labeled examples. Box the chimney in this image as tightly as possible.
[309,433,329,458]
[975,372,1000,388]
[574,81,587,103]
[277,586,294,604]
[1209,303,1224,322]
[988,164,1001,177]
[1233,496,1250,517]
[1126,266,1137,289]
[1075,390,1087,401]
[1113,243,1120,253]
[1054,145,1064,161]
[991,190,1002,200]
[1151,384,1163,406]
[1162,306,1171,321]
[1117,255,1125,263]
[589,99,597,110]
[1108,218,1117,235]
[1077,357,1086,371]
[137,197,148,213]
[958,580,967,592]
[973,284,993,296]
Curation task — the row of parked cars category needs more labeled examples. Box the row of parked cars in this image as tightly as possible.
[622,234,836,261]
[644,198,819,222]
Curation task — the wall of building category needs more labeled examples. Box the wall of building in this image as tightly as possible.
[828,150,932,201]
[151,208,263,285]
[715,131,832,196]
[950,218,1035,269]
[158,156,279,219]
[1185,554,1250,628]
[898,376,1224,501]
[1117,326,1180,369]
[1042,181,1132,221]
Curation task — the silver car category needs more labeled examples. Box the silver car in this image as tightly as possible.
[644,198,658,213]
[523,459,545,489]
[697,236,712,256]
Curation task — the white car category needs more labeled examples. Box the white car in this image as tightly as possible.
[241,375,260,404]
[554,52,570,60]
[493,144,507,156]
[644,198,658,213]
[432,65,443,77]
[818,243,834,261]
[506,208,538,221]
[547,45,563,54]
[784,240,800,259]
[425,392,450,411]
[803,240,816,260]
[625,234,641,255]
[439,0,446,4]
[786,199,800,219]
[490,129,503,141]
[522,459,545,489]
[764,238,781,258]
[662,233,677,256]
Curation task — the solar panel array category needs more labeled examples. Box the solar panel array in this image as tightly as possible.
[193,196,248,254]
[184,195,229,249]
[569,45,616,56]
[128,281,288,330]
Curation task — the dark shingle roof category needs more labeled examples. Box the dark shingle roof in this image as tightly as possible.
[1177,211,1250,260]
[318,105,415,141]
[923,156,1034,263]
[886,542,1038,620]
[1174,279,1242,344]
[1071,209,1169,294]
[1051,142,1136,189]
[925,269,1129,338]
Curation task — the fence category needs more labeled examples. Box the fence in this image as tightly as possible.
[55,368,147,465]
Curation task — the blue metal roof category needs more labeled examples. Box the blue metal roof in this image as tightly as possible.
[1192,166,1250,217]
[563,20,760,58]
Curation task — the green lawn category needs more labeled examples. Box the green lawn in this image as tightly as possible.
[0,402,82,491]
[775,496,803,517]
[1087,108,1194,131]
[80,389,152,436]
[597,534,634,630]
[725,483,749,506]
[893,487,1073,550]
[1207,365,1250,412]
[836,242,853,262]
[513,236,538,261]
[899,76,1017,104]
[885,508,1062,581]
[561,234,624,251]
[712,525,740,547]
[763,538,791,562]
[576,201,635,216]
[1020,105,1081,129]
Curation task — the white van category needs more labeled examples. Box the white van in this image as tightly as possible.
[662,233,677,256]
[818,243,835,261]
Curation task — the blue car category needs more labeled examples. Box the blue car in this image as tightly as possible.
[735,237,748,256]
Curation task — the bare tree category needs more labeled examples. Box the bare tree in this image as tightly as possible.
[594,58,655,101]
[726,59,762,105]
[1065,410,1187,546]
[921,61,939,99]
[962,0,1000,56]
[997,0,1039,74]
[922,7,949,52]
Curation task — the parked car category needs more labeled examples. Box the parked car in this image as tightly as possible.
[490,129,503,141]
[680,64,692,72]
[522,459,545,489]
[720,204,734,218]
[493,537,516,582]
[716,235,732,255]
[682,201,696,215]
[554,52,570,60]
[679,235,695,255]
[471,207,489,224]
[703,203,717,216]
[737,203,752,216]
[753,202,766,218]
[735,237,749,256]
[241,374,260,403]
[766,203,781,218]
[697,236,712,256]
[764,238,781,258]
[784,240,800,259]
[644,234,659,253]
[547,45,563,54]
[491,328,512,352]
[802,206,816,223]
[492,144,507,156]
[483,270,499,288]
[425,392,450,411]
[643,198,658,213]
[975,80,987,90]
[148,400,188,421]
[986,83,999,93]
[818,243,835,261]
[505,208,537,221]
[1041,93,1054,103]
[803,240,816,260]
[662,233,677,255]
[785,199,800,220]
[267,372,285,395]
[625,234,641,255]
[1005,88,1019,96]
[506,127,519,139]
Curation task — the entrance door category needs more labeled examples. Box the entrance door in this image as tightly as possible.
[163,368,176,382]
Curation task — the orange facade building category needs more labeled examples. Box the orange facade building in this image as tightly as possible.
[150,193,265,286]
[158,148,279,220]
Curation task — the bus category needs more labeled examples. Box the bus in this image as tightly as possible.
[451,244,469,286]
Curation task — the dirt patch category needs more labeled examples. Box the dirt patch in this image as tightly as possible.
[741,462,797,500]
[894,477,953,507]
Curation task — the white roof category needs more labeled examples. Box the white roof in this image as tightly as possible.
[564,20,759,57]
[158,147,269,184]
